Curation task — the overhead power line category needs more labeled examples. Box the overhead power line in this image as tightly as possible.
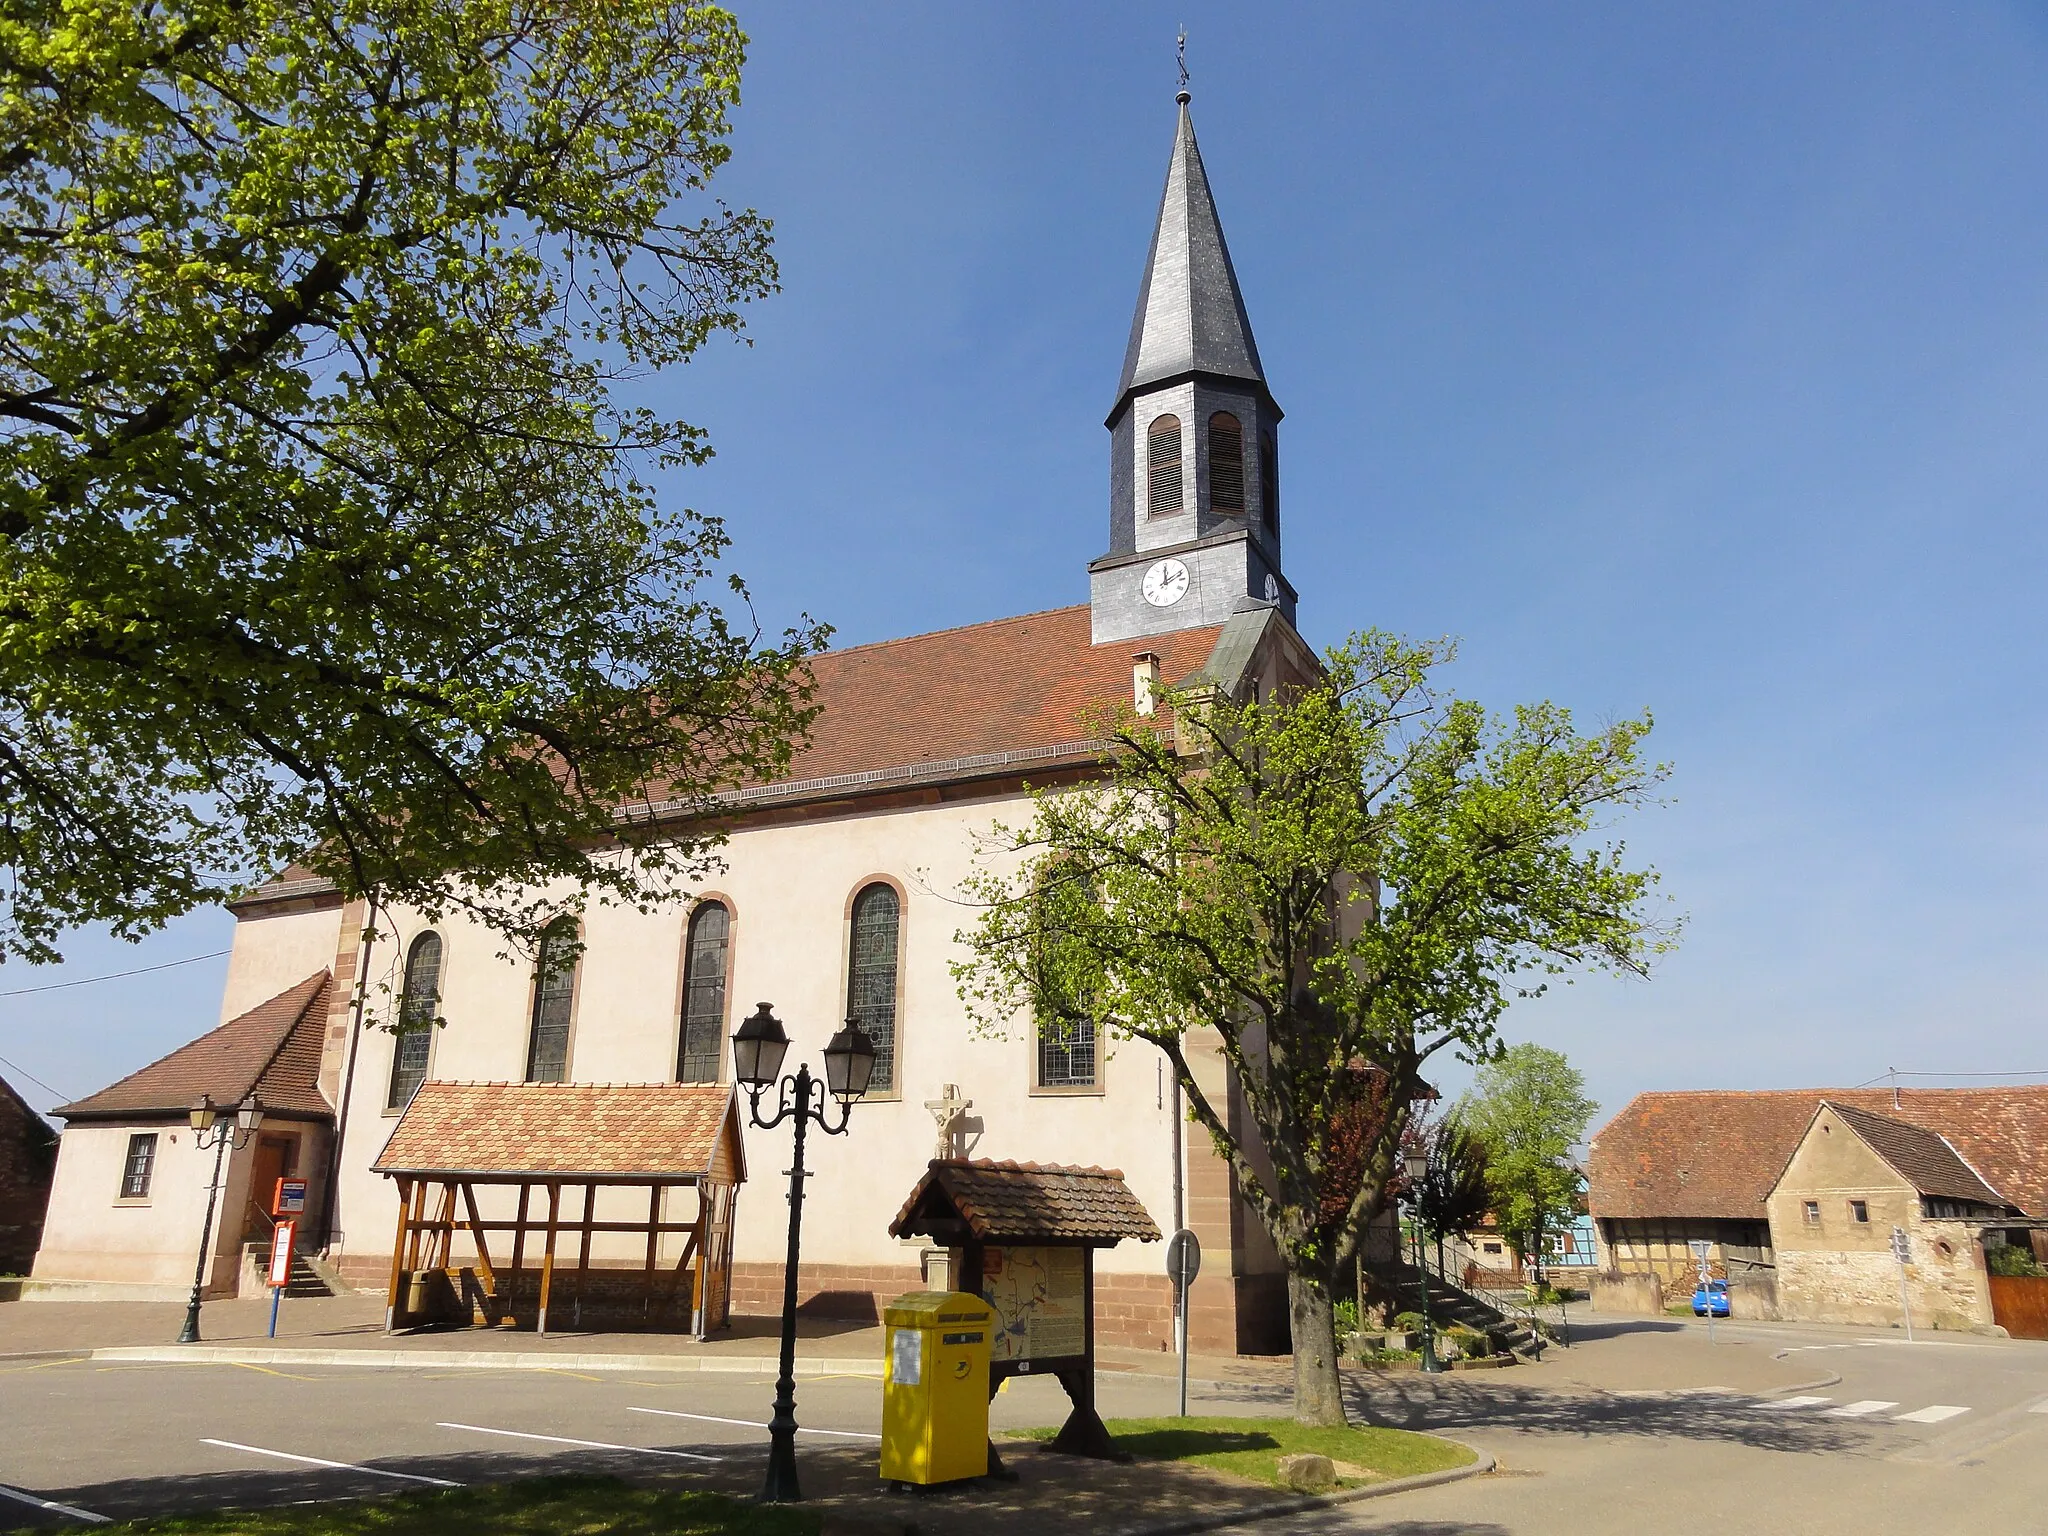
[0,1051,68,1104]
[0,948,231,999]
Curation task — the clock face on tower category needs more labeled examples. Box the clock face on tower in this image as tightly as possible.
[1142,557,1191,608]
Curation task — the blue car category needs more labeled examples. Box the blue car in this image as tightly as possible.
[1692,1278,1730,1317]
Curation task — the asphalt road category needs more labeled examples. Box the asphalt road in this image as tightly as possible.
[1,1319,2044,1533]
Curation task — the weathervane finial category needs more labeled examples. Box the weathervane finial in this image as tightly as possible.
[1176,28,1190,104]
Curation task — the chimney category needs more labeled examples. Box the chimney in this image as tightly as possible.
[1132,652,1162,716]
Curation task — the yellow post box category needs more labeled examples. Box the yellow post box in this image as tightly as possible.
[880,1290,993,1485]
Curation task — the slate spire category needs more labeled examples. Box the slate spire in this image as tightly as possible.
[1110,91,1271,425]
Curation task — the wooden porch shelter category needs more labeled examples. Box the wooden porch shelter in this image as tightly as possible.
[373,1081,745,1338]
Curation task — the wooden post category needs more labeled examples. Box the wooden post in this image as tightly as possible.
[461,1183,498,1323]
[644,1185,662,1321]
[385,1177,413,1333]
[574,1182,597,1328]
[403,1179,428,1271]
[537,1182,562,1336]
[433,1184,458,1270]
[504,1184,530,1328]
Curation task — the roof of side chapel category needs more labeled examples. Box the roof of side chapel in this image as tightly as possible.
[55,972,333,1121]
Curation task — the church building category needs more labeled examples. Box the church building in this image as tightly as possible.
[34,94,1322,1355]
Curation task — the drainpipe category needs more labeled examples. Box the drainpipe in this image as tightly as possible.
[319,889,382,1255]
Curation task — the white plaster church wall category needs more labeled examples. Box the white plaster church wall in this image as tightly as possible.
[315,787,1187,1285]
[217,901,345,1027]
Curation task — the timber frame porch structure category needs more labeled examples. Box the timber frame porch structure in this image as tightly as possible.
[373,1081,745,1338]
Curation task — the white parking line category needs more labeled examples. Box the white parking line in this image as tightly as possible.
[435,1422,722,1462]
[1824,1400,1900,1418]
[627,1406,882,1441]
[2029,1399,2048,1414]
[200,1439,461,1488]
[0,1482,110,1525]
[1893,1405,1970,1424]
[1757,1396,1833,1411]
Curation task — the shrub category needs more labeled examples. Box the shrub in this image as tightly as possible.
[1392,1311,1426,1333]
[1334,1298,1361,1334]
[1988,1244,2046,1278]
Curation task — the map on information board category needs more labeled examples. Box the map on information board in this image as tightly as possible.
[983,1245,1085,1362]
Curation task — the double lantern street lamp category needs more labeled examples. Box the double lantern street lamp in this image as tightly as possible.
[1402,1147,1443,1374]
[177,1093,265,1345]
[730,1001,877,1504]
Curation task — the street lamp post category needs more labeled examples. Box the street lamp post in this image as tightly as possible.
[731,1001,876,1504]
[178,1094,265,1345]
[1402,1147,1442,1374]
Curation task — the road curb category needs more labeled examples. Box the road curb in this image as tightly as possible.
[1072,1438,1495,1536]
[90,1344,883,1376]
[0,1349,90,1365]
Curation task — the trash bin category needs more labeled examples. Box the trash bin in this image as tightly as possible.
[880,1290,994,1485]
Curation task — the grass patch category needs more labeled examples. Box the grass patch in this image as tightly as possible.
[90,1475,816,1535]
[1010,1417,1473,1492]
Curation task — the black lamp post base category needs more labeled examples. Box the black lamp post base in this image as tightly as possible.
[759,1431,802,1503]
[177,1303,202,1345]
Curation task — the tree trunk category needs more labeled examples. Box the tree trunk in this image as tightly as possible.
[1286,1267,1346,1426]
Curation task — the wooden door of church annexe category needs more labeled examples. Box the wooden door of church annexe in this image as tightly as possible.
[372,1081,746,1339]
[889,1158,1162,1468]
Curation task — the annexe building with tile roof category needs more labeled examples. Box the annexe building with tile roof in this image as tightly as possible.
[38,93,1331,1353]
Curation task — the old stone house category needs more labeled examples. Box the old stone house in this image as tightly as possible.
[1767,1100,2019,1331]
[1587,1086,2048,1329]
[0,1072,56,1276]
[27,93,1363,1354]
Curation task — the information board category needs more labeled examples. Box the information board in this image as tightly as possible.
[983,1245,1085,1362]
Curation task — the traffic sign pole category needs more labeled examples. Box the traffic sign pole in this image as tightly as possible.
[1689,1239,1715,1342]
[1891,1226,1914,1342]
[1166,1229,1201,1418]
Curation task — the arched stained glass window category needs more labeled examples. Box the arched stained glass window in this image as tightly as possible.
[1032,872,1100,1089]
[1208,412,1244,513]
[525,918,578,1083]
[847,884,900,1092]
[1260,429,1279,533]
[386,932,442,1110]
[1146,415,1183,517]
[677,902,730,1083]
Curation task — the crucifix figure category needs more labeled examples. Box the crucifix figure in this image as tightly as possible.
[924,1083,972,1161]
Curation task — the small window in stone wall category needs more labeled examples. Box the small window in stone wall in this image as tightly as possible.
[1802,1200,1820,1225]
[1850,1199,1869,1224]
[119,1132,157,1200]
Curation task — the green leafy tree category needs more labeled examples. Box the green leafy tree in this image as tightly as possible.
[954,633,1672,1424]
[1460,1043,1598,1284]
[0,0,820,961]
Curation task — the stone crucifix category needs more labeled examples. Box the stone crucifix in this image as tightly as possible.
[924,1083,973,1161]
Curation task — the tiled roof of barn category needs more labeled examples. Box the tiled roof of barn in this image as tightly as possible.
[1586,1087,2048,1222]
[888,1158,1163,1245]
[1816,1101,2014,1209]
[374,1081,742,1181]
[55,973,333,1121]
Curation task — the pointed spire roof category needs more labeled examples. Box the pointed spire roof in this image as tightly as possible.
[1111,93,1272,424]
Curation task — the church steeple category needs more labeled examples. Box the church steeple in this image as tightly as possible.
[1109,92,1273,427]
[1090,92,1294,647]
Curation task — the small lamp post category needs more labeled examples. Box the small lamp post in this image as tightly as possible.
[178,1093,264,1345]
[732,1002,875,1503]
[1402,1147,1442,1373]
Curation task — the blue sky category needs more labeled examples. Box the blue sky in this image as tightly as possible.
[6,4,2048,1130]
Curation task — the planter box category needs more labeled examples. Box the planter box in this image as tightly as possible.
[1450,1353,1516,1370]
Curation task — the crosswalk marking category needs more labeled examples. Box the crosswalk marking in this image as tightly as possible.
[1824,1400,1900,1418]
[1892,1405,1969,1424]
[1758,1396,1833,1411]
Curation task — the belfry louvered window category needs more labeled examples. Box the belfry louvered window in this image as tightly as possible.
[1260,429,1278,532]
[677,902,730,1083]
[1208,412,1245,513]
[847,883,900,1092]
[1146,415,1183,516]
[387,932,443,1110]
[524,918,578,1083]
